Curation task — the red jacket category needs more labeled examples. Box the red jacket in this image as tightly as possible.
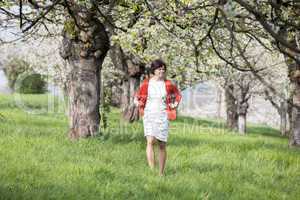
[134,78,182,120]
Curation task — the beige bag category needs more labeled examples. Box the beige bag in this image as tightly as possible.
[122,104,139,123]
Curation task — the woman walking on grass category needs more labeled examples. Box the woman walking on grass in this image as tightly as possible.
[134,59,182,176]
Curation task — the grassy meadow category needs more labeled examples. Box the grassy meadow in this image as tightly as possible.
[0,94,299,200]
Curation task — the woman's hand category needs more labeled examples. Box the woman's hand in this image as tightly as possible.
[169,101,178,109]
[133,97,139,106]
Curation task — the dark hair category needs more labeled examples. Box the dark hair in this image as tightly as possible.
[150,59,166,74]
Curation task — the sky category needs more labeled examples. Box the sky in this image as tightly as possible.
[0,5,29,42]
[0,69,11,93]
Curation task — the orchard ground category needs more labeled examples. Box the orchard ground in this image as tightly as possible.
[0,94,299,200]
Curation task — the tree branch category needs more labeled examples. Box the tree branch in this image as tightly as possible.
[233,0,300,55]
[22,0,61,33]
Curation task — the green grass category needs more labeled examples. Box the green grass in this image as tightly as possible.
[0,94,299,200]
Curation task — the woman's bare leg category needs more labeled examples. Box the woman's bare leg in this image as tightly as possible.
[146,136,156,169]
[158,141,167,176]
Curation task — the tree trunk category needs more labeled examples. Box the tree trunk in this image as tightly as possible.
[216,86,223,119]
[277,26,300,146]
[225,84,238,130]
[120,61,142,122]
[106,13,145,120]
[129,75,140,105]
[121,79,130,110]
[110,84,122,107]
[237,101,248,134]
[287,96,293,136]
[265,90,288,136]
[285,42,300,146]
[280,101,288,136]
[289,77,300,146]
[109,44,128,108]
[238,114,246,134]
[60,12,109,139]
[109,44,143,120]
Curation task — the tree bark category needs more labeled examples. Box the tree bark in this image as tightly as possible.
[109,44,127,108]
[237,101,248,134]
[225,84,238,130]
[238,114,246,134]
[60,10,109,139]
[264,90,288,136]
[287,96,293,136]
[121,79,130,110]
[275,17,300,146]
[109,44,144,120]
[216,86,223,119]
[105,11,145,119]
[279,101,288,136]
[289,76,300,146]
[284,38,300,146]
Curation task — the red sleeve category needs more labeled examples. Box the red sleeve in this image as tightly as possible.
[172,84,182,103]
[135,80,147,99]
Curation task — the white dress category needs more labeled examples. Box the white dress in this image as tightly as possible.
[143,79,169,142]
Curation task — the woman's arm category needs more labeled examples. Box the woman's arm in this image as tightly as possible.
[134,79,149,107]
[173,84,182,103]
[170,84,182,109]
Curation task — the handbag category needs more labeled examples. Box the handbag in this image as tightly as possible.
[123,104,139,123]
[167,109,177,121]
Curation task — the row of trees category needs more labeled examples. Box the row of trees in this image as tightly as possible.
[3,57,47,93]
[0,0,299,147]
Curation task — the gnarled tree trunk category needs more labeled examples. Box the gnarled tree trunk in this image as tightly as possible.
[280,101,288,136]
[60,9,109,139]
[289,69,300,146]
[281,34,300,145]
[109,44,144,121]
[109,44,127,108]
[216,86,223,119]
[265,90,289,136]
[277,22,300,146]
[237,102,248,135]
[287,96,293,136]
[225,83,238,130]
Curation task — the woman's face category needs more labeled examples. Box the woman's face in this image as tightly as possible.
[154,66,166,79]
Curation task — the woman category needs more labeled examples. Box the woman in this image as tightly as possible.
[134,59,182,176]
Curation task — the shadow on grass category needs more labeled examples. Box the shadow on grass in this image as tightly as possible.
[105,116,288,150]
[0,165,203,200]
[175,115,226,129]
[103,130,292,155]
[177,115,285,139]
[247,125,283,138]
[168,134,298,154]
[97,127,145,146]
